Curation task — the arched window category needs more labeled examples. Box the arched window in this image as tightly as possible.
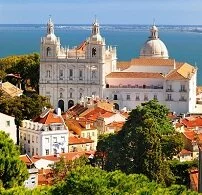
[68,100,74,109]
[92,47,96,57]
[47,47,52,56]
[58,100,64,112]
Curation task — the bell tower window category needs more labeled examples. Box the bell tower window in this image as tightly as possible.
[92,47,96,57]
[47,47,52,56]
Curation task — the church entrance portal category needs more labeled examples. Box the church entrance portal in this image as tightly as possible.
[68,100,74,109]
[58,100,64,112]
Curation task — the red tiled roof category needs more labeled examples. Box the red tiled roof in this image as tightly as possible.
[99,112,115,118]
[117,58,184,71]
[106,72,164,79]
[181,116,202,128]
[34,111,63,124]
[32,151,95,163]
[20,154,33,166]
[69,136,94,145]
[38,169,53,186]
[82,107,111,121]
[179,149,192,155]
[107,121,124,128]
[183,131,196,141]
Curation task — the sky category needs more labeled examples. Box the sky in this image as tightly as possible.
[0,0,202,25]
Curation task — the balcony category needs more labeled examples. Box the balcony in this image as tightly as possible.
[166,89,173,92]
[109,85,163,89]
[179,89,187,92]
[165,99,174,101]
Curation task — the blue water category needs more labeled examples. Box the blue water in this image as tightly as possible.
[1,24,202,84]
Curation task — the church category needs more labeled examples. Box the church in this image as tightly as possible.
[39,18,197,114]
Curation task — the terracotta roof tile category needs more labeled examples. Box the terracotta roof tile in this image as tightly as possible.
[179,149,192,155]
[34,110,63,124]
[106,72,164,79]
[166,63,195,80]
[20,154,33,166]
[69,136,94,145]
[183,130,196,141]
[181,116,202,128]
[32,151,95,163]
[99,112,115,118]
[117,58,184,71]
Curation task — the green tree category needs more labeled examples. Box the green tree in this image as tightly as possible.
[97,100,183,186]
[0,53,40,92]
[0,131,28,189]
[49,155,88,184]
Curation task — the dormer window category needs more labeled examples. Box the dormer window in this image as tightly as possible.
[47,47,52,56]
[92,47,96,57]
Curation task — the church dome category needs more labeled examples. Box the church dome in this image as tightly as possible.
[140,25,169,59]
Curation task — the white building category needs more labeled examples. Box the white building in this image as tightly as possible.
[39,18,197,114]
[0,112,17,143]
[19,109,68,157]
[20,154,38,189]
[39,17,117,112]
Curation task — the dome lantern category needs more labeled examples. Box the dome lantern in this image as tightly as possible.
[140,24,169,59]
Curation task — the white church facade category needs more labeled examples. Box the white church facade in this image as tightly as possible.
[39,18,197,114]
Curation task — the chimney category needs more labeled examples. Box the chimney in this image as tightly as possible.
[173,59,176,70]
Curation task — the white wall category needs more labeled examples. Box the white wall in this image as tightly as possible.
[0,113,17,143]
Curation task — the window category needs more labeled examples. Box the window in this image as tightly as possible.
[59,69,63,77]
[60,92,63,98]
[92,132,95,137]
[46,70,51,78]
[54,148,57,155]
[32,148,34,156]
[61,136,65,142]
[36,148,38,155]
[180,84,186,92]
[144,94,148,101]
[135,95,140,101]
[45,149,49,155]
[36,136,38,143]
[92,70,96,79]
[61,148,65,153]
[79,70,83,80]
[24,134,26,141]
[167,94,172,101]
[70,92,72,98]
[45,138,49,144]
[154,94,158,100]
[28,135,30,144]
[82,133,85,137]
[6,121,10,127]
[87,132,90,138]
[53,137,57,143]
[47,47,51,56]
[126,94,130,100]
[32,135,34,143]
[80,93,82,99]
[69,69,73,79]
[92,47,96,57]
[114,94,118,100]
[167,85,172,91]
[20,133,22,139]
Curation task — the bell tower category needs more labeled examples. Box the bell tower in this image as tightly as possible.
[40,16,61,59]
[86,18,106,61]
